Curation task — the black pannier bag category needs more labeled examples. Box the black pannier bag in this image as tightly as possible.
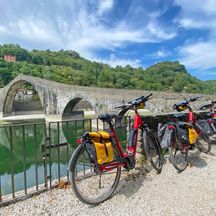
[210,121,216,133]
[197,119,214,136]
[176,123,190,145]
[128,128,137,147]
[158,123,173,149]
[211,118,216,132]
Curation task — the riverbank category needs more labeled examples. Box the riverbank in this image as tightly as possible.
[1,145,216,216]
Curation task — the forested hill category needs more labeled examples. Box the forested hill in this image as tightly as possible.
[0,44,215,94]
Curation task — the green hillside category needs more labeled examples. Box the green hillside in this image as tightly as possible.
[0,44,215,94]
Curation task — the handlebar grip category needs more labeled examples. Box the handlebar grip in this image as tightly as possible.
[145,93,153,99]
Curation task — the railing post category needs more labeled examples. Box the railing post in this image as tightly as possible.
[48,122,52,188]
[57,122,61,182]
[43,126,48,189]
[66,121,69,181]
[0,175,2,203]
[34,124,39,191]
[9,126,15,199]
[22,125,27,195]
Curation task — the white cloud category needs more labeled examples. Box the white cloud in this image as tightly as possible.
[11,19,59,43]
[97,0,114,15]
[179,41,216,70]
[175,0,216,13]
[146,23,176,40]
[95,54,142,68]
[0,0,177,60]
[147,49,171,59]
[156,50,169,58]
[0,25,7,34]
[0,17,60,46]
[174,0,216,73]
[58,7,176,59]
[175,0,216,30]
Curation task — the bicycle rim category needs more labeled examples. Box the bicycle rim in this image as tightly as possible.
[196,129,211,153]
[169,134,189,172]
[69,144,121,205]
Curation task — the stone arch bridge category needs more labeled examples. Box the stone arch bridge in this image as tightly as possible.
[0,75,212,121]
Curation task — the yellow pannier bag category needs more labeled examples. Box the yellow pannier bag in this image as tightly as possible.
[88,131,110,141]
[92,141,114,165]
[188,127,198,144]
[87,131,114,165]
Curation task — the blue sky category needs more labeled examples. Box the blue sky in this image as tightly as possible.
[0,0,216,80]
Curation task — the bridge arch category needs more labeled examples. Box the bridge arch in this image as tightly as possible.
[62,97,94,120]
[3,79,44,116]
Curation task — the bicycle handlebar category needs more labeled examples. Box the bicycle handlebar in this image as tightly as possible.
[173,95,202,111]
[127,93,152,104]
[115,93,153,110]
[175,95,202,107]
[199,99,216,110]
[199,104,212,110]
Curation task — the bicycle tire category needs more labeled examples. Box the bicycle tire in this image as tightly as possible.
[68,144,121,205]
[142,129,163,174]
[196,127,211,153]
[169,130,189,172]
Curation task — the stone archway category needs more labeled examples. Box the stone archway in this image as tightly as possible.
[62,98,94,120]
[3,80,44,116]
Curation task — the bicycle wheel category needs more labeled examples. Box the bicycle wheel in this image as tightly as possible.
[169,131,189,172]
[196,127,211,153]
[68,144,121,205]
[142,130,163,174]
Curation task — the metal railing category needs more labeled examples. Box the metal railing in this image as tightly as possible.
[45,116,129,189]
[0,116,129,206]
[0,122,47,206]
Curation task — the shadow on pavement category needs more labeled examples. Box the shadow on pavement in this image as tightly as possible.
[188,150,208,168]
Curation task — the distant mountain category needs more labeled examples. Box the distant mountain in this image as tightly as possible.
[0,44,215,94]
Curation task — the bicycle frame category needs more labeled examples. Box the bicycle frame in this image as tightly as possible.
[188,107,195,123]
[99,109,143,172]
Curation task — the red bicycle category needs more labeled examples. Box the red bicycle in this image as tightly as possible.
[198,100,216,137]
[68,94,163,205]
[159,96,211,172]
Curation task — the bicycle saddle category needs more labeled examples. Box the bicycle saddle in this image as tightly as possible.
[98,113,117,122]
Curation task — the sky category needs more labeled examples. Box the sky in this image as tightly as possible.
[0,0,216,80]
